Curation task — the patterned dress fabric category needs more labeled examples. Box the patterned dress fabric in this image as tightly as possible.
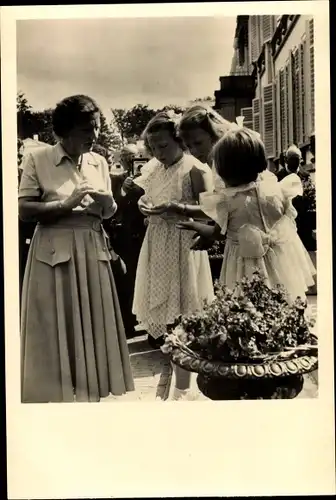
[132,154,215,339]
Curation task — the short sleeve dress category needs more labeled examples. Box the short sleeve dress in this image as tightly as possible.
[200,172,316,302]
[19,143,134,402]
[132,153,215,339]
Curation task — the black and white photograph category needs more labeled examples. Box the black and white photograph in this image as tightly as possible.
[2,2,334,498]
[16,12,319,404]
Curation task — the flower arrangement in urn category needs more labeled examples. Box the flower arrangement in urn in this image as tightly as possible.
[162,271,318,399]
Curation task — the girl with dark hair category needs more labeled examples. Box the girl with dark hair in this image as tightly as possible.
[177,128,316,303]
[19,94,134,403]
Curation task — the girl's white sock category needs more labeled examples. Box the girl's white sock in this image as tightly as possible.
[172,387,191,401]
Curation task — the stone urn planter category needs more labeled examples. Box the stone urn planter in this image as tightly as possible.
[170,344,317,400]
[163,271,318,400]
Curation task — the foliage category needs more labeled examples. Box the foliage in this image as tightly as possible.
[301,175,316,212]
[111,105,156,142]
[17,91,34,139]
[31,109,56,145]
[111,103,189,143]
[207,239,226,259]
[162,271,316,363]
[187,96,215,107]
[92,143,108,158]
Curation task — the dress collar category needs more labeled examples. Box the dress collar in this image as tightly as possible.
[53,142,99,167]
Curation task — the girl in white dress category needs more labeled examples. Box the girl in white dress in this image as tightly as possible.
[132,111,215,399]
[177,128,316,303]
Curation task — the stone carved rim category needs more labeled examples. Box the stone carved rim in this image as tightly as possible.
[170,347,318,380]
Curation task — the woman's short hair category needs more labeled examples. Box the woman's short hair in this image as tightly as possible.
[178,104,233,143]
[213,127,268,186]
[141,112,185,156]
[52,94,100,138]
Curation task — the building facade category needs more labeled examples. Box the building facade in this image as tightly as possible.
[214,16,255,124]
[215,15,315,166]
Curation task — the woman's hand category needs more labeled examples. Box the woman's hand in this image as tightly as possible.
[63,180,96,210]
[89,189,112,205]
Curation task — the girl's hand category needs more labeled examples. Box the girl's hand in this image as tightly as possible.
[151,201,181,215]
[138,196,157,216]
[176,219,216,239]
[175,219,198,231]
[190,234,215,251]
[63,180,96,209]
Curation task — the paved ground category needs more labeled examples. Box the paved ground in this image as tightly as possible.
[101,334,172,402]
[103,295,318,402]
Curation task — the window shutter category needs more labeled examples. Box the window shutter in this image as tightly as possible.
[299,39,307,143]
[240,107,253,129]
[279,68,288,153]
[275,73,281,157]
[249,16,260,62]
[309,18,315,134]
[291,47,301,145]
[261,15,273,43]
[286,58,294,144]
[252,98,260,134]
[262,83,276,158]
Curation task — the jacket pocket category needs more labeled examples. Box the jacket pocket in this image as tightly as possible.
[35,230,71,267]
[95,232,112,262]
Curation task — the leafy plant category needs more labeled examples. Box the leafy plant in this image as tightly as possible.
[301,175,316,212]
[207,239,226,259]
[161,271,317,363]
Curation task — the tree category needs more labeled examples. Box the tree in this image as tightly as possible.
[111,104,156,142]
[158,104,186,115]
[17,91,34,139]
[187,96,215,108]
[31,109,56,145]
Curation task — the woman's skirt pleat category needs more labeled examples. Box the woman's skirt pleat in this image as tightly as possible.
[21,224,134,403]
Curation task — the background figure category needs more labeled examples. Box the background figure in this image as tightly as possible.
[278,145,317,254]
[19,94,134,402]
[105,143,147,338]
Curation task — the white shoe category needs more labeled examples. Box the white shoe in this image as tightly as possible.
[171,388,196,401]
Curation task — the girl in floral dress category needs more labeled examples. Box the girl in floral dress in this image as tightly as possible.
[131,111,215,400]
[177,128,316,303]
